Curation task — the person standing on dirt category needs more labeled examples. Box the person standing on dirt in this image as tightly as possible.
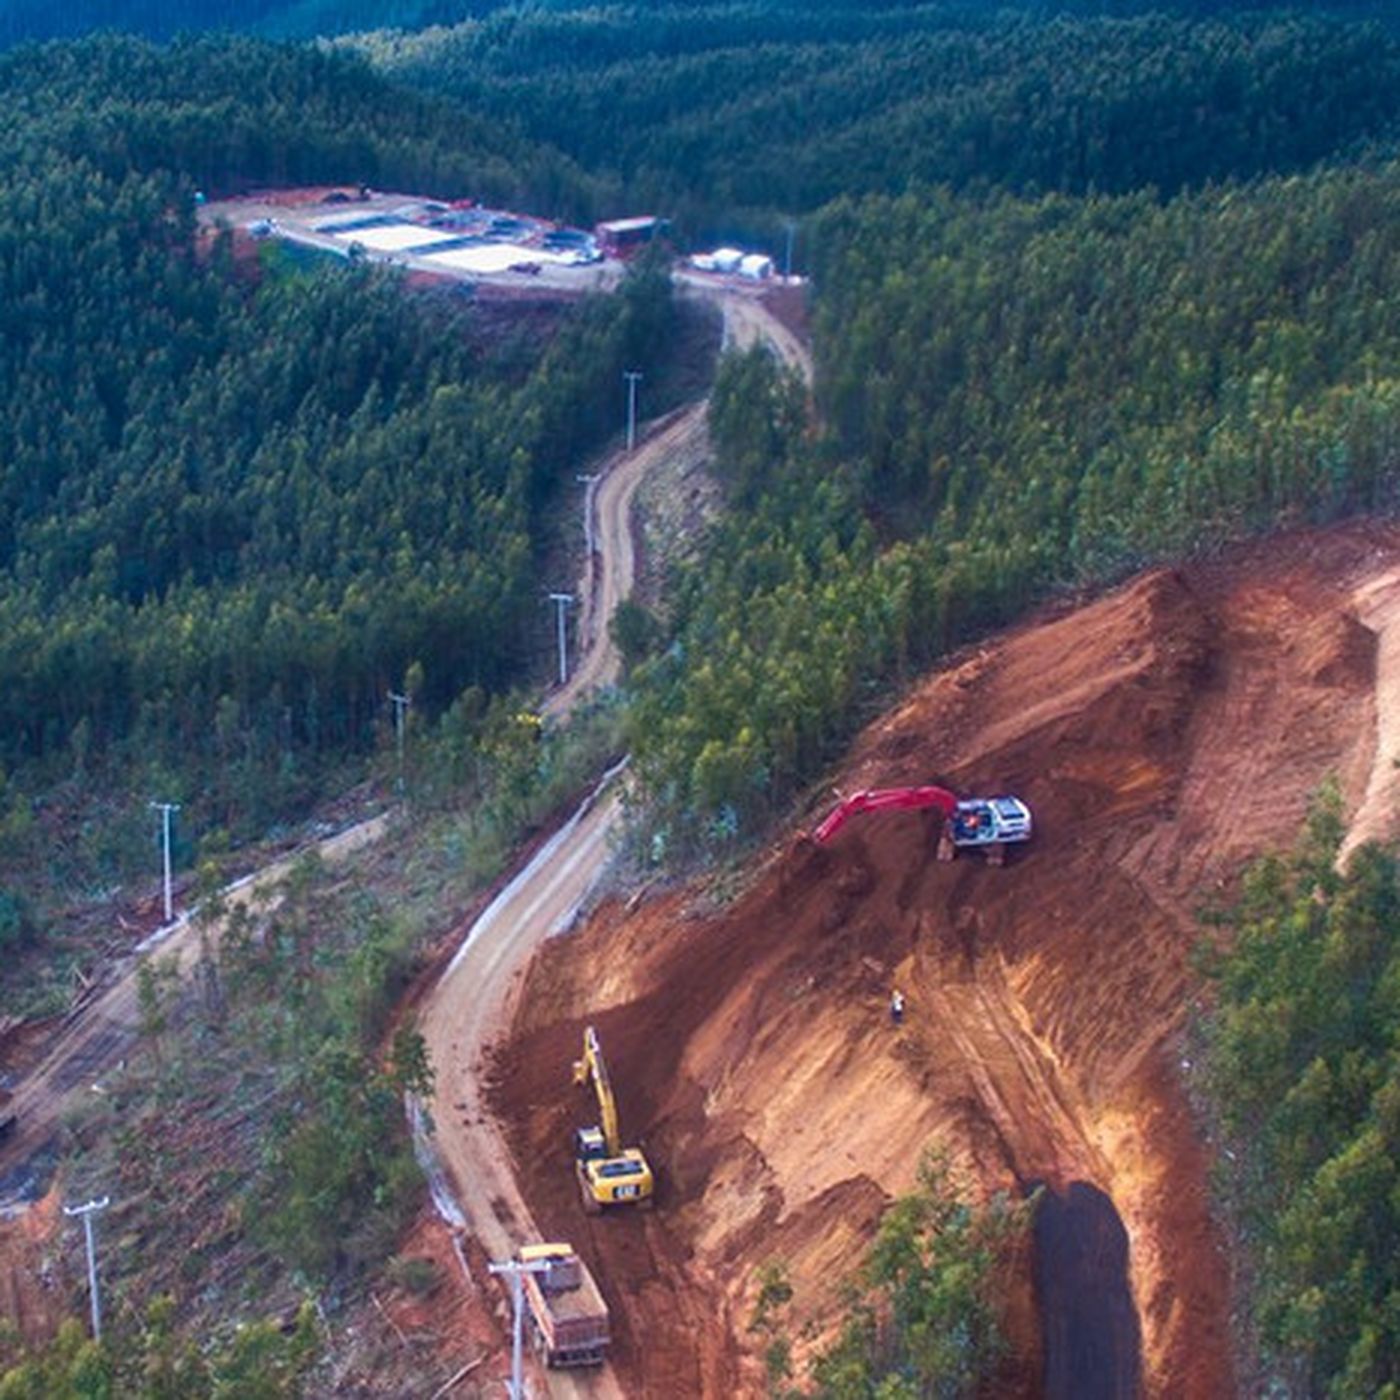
[890,989,905,1026]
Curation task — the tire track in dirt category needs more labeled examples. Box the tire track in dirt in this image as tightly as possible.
[928,956,1108,1191]
[1340,564,1400,861]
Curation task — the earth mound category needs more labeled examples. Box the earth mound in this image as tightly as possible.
[491,523,1400,1397]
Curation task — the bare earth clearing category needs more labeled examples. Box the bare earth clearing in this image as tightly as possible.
[492,522,1400,1397]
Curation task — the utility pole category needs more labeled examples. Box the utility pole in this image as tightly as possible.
[388,691,411,795]
[488,1254,552,1400]
[149,802,180,924]
[623,369,643,452]
[548,593,574,687]
[783,219,796,282]
[576,473,600,557]
[65,1196,111,1341]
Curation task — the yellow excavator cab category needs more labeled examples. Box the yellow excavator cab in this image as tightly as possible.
[572,1026,655,1212]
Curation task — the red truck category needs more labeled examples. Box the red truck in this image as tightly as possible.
[518,1243,610,1367]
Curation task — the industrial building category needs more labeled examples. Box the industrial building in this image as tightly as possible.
[595,216,670,256]
[690,248,775,280]
[231,192,612,281]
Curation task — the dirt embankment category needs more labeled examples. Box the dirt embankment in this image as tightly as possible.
[490,523,1399,1397]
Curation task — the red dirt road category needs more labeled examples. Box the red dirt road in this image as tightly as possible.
[493,523,1400,1397]
[415,286,805,1396]
[550,406,711,719]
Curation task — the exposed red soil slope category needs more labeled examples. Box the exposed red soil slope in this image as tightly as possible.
[0,1184,70,1360]
[491,523,1400,1398]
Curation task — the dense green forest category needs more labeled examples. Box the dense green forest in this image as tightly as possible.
[4,0,1397,47]
[0,35,594,210]
[9,4,1396,242]
[354,5,1400,237]
[626,162,1400,845]
[1198,795,1400,1396]
[0,0,458,45]
[0,35,668,959]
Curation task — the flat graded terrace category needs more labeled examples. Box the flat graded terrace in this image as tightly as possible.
[201,187,628,294]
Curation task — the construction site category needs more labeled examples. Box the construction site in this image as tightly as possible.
[198,191,681,297]
[3,225,1399,1394]
[461,521,1400,1396]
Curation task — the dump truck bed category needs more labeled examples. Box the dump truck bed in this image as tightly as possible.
[522,1248,610,1366]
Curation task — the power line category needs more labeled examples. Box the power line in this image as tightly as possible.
[388,691,411,796]
[148,802,180,924]
[64,1196,111,1341]
[488,1254,552,1400]
[548,593,574,687]
[623,370,643,452]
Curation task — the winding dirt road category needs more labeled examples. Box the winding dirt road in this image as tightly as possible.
[555,280,810,716]
[0,279,804,1207]
[417,286,807,1395]
[550,404,710,719]
[0,277,807,1399]
[707,279,814,382]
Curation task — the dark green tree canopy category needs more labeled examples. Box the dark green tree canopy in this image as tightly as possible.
[0,33,671,933]
[1198,797,1400,1396]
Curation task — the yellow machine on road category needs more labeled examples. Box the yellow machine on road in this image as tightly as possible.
[571,1025,654,1213]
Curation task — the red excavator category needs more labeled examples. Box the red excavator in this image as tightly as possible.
[812,785,1032,865]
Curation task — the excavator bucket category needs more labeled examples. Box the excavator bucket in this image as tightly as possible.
[781,833,831,893]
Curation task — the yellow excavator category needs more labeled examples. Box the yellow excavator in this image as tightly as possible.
[571,1025,654,1214]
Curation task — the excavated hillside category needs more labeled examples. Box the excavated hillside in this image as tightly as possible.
[491,523,1400,1397]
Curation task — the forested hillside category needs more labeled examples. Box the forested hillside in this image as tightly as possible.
[355,5,1400,236]
[0,35,667,964]
[0,0,467,45]
[5,0,1397,47]
[1199,794,1400,1395]
[627,162,1400,843]
[2,3,1399,1391]
[0,35,593,210]
[11,4,1396,241]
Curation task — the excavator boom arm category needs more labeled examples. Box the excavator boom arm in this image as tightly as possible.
[813,785,958,844]
[578,1026,622,1156]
